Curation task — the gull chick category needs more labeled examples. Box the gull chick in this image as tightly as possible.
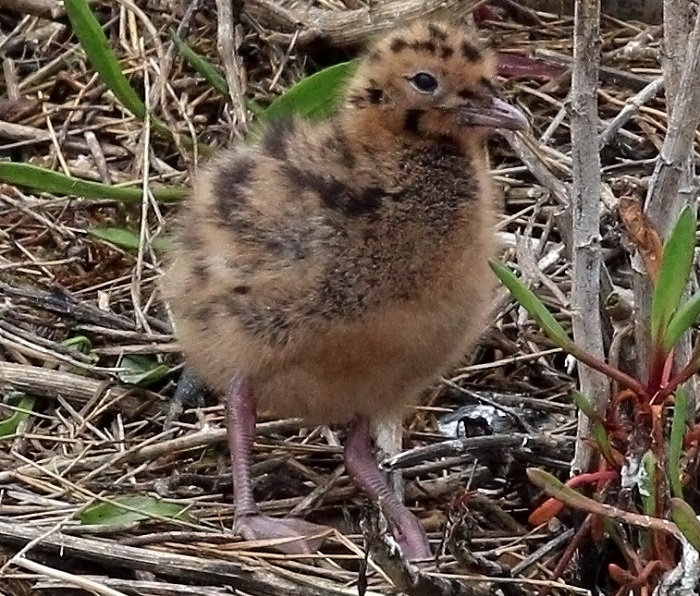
[163,19,527,560]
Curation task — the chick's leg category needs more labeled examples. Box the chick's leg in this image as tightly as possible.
[226,376,330,554]
[344,415,431,561]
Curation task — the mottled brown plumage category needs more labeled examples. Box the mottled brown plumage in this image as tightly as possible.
[163,19,527,559]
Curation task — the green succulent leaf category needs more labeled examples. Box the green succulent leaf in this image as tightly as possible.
[79,495,193,525]
[669,387,691,498]
[665,292,700,352]
[670,497,700,553]
[0,163,187,203]
[651,206,697,347]
[490,260,574,350]
[640,450,658,515]
[89,227,171,253]
[526,468,591,509]
[573,391,615,464]
[0,394,36,439]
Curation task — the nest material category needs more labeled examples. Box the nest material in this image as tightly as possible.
[0,0,680,594]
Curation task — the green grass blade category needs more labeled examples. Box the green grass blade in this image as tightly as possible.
[665,292,700,352]
[171,30,228,95]
[670,497,700,552]
[64,0,200,147]
[669,387,690,498]
[64,0,147,119]
[490,260,574,350]
[651,206,697,346]
[89,227,171,252]
[0,163,186,203]
[256,60,358,129]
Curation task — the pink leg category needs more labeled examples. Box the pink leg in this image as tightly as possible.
[344,416,431,561]
[225,376,330,554]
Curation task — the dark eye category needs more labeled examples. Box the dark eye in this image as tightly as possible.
[410,72,438,93]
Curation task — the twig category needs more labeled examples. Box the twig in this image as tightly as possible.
[216,0,248,135]
[245,0,480,48]
[634,4,700,383]
[569,0,609,474]
[0,520,376,596]
[598,75,665,150]
[11,557,129,596]
[362,513,490,596]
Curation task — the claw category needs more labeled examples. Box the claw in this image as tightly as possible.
[234,514,331,555]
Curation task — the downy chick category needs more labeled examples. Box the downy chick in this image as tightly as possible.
[163,19,527,560]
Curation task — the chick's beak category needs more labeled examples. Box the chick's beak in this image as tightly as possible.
[458,96,528,131]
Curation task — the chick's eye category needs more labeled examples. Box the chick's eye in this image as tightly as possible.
[410,72,438,93]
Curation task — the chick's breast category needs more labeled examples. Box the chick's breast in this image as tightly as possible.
[164,120,495,425]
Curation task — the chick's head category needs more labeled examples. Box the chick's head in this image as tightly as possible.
[342,21,527,145]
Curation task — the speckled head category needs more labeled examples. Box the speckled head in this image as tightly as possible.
[341,21,527,145]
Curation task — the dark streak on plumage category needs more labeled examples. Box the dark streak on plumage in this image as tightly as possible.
[193,304,212,323]
[479,77,497,93]
[411,39,436,54]
[366,87,384,104]
[427,23,447,40]
[215,158,254,220]
[439,45,454,59]
[390,37,408,52]
[461,40,482,62]
[403,109,424,134]
[329,123,356,168]
[192,259,210,281]
[261,118,296,160]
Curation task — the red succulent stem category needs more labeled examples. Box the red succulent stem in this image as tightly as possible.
[572,348,650,400]
[646,349,669,398]
[655,340,700,401]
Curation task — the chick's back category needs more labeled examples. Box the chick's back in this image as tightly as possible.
[164,113,496,424]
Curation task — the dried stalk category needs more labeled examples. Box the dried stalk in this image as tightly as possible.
[634,5,700,383]
[216,0,248,136]
[245,0,480,48]
[569,0,609,474]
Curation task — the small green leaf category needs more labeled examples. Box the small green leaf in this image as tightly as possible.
[62,335,93,353]
[665,292,700,352]
[490,260,574,350]
[670,497,700,552]
[0,163,187,203]
[651,206,697,346]
[0,394,36,439]
[257,60,358,128]
[573,391,615,464]
[79,495,193,525]
[640,450,657,515]
[171,30,228,95]
[669,387,691,498]
[89,227,171,253]
[117,355,171,387]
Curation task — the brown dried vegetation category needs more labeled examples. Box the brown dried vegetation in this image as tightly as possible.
[0,0,689,594]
